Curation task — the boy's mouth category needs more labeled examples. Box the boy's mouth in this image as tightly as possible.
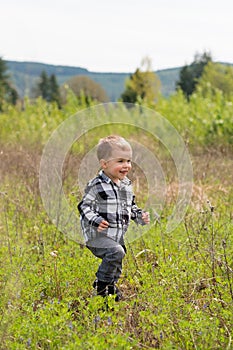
[120,170,128,176]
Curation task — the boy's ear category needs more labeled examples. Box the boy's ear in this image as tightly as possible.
[99,159,107,169]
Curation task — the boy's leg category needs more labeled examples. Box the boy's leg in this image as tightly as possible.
[87,243,125,283]
[87,238,125,299]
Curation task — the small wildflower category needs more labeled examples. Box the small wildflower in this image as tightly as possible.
[107,316,112,326]
[50,250,58,257]
[68,321,73,330]
[94,315,101,324]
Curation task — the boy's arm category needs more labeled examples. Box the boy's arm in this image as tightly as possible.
[77,184,105,228]
[131,196,150,225]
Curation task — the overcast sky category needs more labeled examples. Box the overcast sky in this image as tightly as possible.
[1,0,233,72]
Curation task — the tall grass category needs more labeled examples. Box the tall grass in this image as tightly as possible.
[0,92,232,349]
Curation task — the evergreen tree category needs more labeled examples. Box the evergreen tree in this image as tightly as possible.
[35,71,61,107]
[49,74,61,107]
[176,51,212,98]
[0,57,18,110]
[38,71,50,101]
[120,76,138,103]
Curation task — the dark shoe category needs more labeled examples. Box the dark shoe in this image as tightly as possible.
[93,280,122,301]
[107,283,122,302]
[93,279,108,297]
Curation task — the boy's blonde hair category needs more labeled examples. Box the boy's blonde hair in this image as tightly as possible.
[97,135,131,160]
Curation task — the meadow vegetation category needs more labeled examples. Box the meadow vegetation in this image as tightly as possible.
[0,87,232,349]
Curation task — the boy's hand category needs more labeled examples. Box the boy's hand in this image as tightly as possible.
[97,220,109,232]
[142,212,150,225]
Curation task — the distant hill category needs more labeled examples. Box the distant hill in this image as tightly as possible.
[6,60,182,101]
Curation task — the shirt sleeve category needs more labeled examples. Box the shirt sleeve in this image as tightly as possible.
[130,195,146,226]
[77,182,104,227]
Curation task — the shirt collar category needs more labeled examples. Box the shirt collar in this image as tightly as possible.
[98,170,111,183]
[98,170,131,187]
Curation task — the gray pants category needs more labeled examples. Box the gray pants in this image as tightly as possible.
[87,237,126,283]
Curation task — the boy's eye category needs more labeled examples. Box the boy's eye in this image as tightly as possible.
[117,159,131,163]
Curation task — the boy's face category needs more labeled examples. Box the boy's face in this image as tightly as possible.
[100,146,132,183]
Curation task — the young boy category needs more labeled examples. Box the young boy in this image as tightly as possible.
[78,135,149,300]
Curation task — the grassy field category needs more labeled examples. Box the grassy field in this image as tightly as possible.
[0,95,233,349]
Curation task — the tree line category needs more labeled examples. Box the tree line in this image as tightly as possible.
[1,52,233,111]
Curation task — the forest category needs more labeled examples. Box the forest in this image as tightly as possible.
[0,54,233,349]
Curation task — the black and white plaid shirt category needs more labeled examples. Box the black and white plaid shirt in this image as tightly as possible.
[78,170,145,244]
